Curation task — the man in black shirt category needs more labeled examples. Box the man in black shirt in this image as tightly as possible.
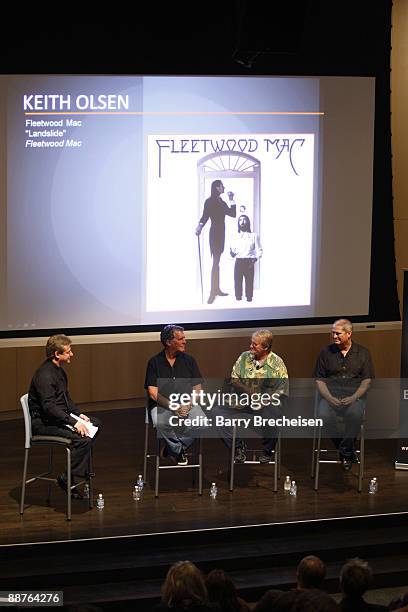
[314,319,374,470]
[145,325,205,465]
[29,334,101,498]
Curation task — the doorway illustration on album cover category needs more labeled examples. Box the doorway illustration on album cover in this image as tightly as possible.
[197,151,261,305]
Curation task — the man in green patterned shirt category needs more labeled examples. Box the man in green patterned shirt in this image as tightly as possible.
[217,329,289,463]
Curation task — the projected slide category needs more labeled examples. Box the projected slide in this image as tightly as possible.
[0,75,375,332]
[146,133,314,312]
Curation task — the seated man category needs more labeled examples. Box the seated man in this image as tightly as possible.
[216,329,289,463]
[145,324,206,465]
[28,334,101,499]
[296,555,326,592]
[314,318,374,471]
[339,558,387,611]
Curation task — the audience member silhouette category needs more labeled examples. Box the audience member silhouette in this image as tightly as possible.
[157,560,213,611]
[339,558,387,611]
[205,569,250,612]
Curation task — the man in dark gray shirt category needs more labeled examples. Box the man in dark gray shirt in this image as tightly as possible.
[29,334,101,498]
[314,319,374,470]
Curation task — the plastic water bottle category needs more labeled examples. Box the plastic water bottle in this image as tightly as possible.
[369,477,378,494]
[284,475,291,492]
[96,493,105,509]
[133,485,142,501]
[289,480,297,496]
[210,482,218,499]
[136,474,144,490]
[83,483,90,499]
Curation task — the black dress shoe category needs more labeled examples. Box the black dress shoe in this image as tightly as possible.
[160,445,177,464]
[57,475,84,499]
[217,290,228,296]
[234,446,247,463]
[340,451,358,471]
[258,451,273,464]
[342,459,352,472]
[207,294,216,304]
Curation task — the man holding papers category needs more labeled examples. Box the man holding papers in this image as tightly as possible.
[28,334,101,499]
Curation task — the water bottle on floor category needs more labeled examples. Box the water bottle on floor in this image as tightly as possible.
[289,480,297,496]
[210,482,218,499]
[96,493,105,509]
[136,474,144,490]
[284,475,291,492]
[83,483,90,499]
[369,477,378,494]
[133,485,142,501]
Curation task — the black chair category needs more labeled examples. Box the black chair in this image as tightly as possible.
[311,396,365,492]
[229,426,281,492]
[143,406,203,498]
[19,394,93,520]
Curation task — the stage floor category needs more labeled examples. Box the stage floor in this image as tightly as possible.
[1,408,408,546]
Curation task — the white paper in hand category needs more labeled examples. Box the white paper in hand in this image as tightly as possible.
[70,413,99,438]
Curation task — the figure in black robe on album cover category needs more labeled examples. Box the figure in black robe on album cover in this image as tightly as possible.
[195,179,236,304]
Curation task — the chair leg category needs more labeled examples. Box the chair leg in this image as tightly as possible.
[192,441,197,489]
[20,448,29,515]
[311,425,317,478]
[273,442,278,492]
[198,438,203,496]
[314,427,321,491]
[229,426,236,492]
[46,448,53,505]
[66,448,72,521]
[358,425,365,493]
[88,448,94,509]
[155,440,160,498]
[143,421,149,482]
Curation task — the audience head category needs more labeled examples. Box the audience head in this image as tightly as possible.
[161,560,208,609]
[205,569,241,612]
[296,555,326,590]
[339,557,373,598]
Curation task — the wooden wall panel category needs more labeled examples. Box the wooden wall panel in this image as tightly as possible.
[15,346,44,407]
[0,329,402,413]
[0,348,17,411]
[65,344,92,404]
[352,329,401,378]
[90,340,162,402]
